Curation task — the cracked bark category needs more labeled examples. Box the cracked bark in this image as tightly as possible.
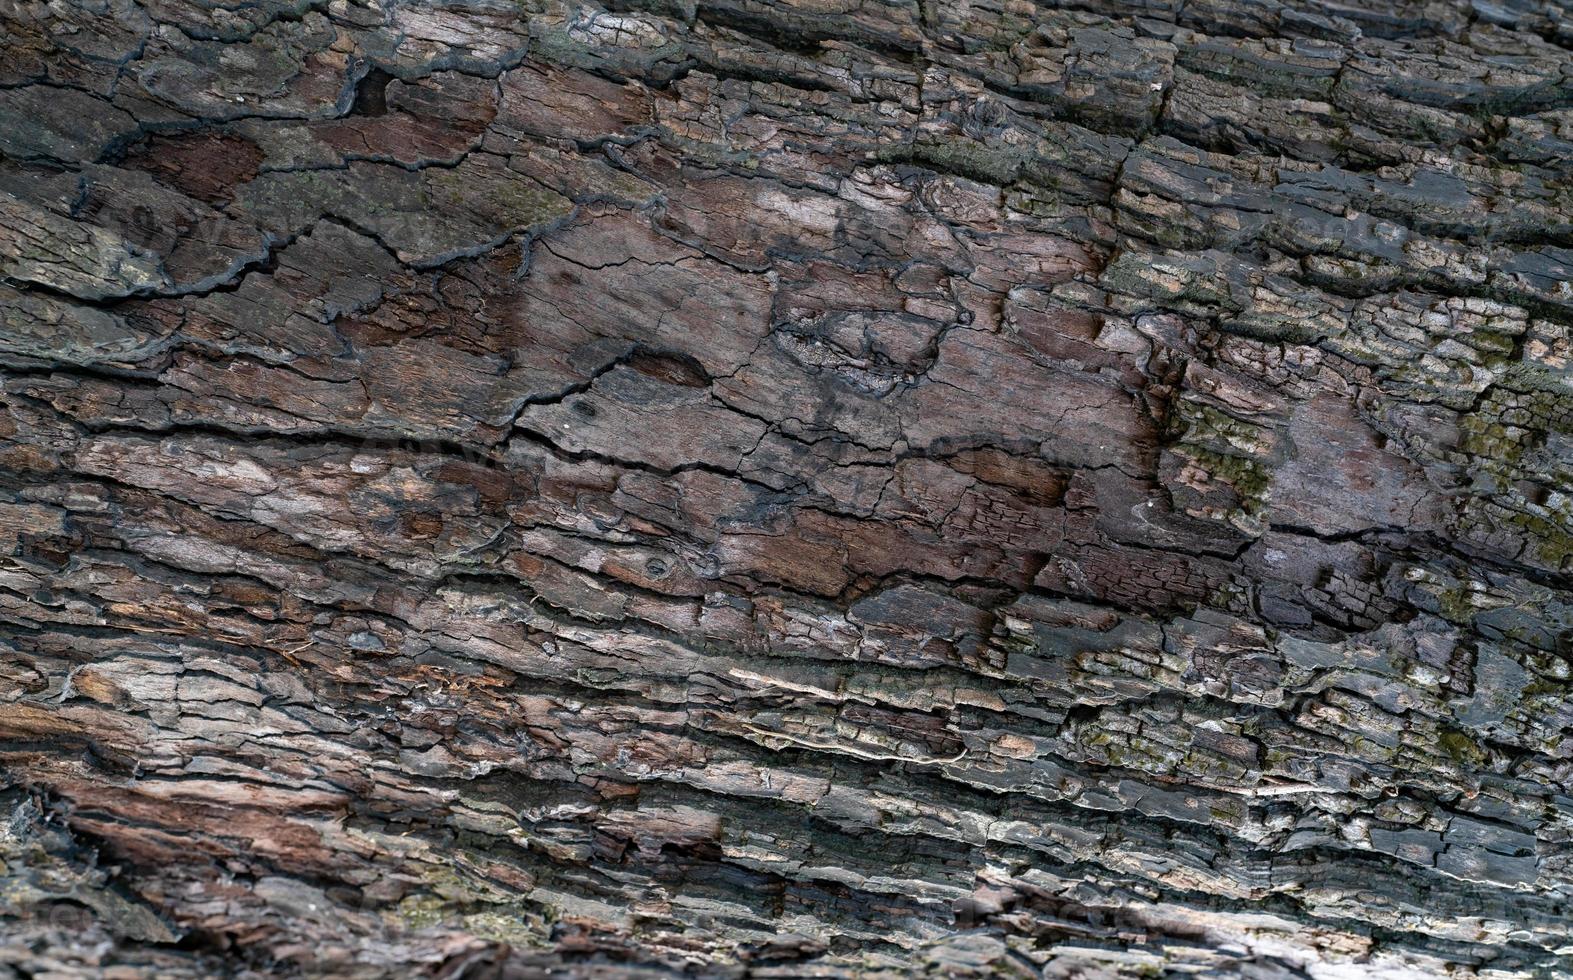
[3,0,1573,976]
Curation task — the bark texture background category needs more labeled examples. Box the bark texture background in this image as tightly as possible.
[3,0,1573,976]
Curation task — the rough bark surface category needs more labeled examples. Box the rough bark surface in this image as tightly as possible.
[3,0,1573,976]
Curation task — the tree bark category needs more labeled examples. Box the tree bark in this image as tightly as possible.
[3,0,1573,975]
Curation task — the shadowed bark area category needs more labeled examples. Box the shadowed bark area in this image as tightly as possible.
[3,0,1573,976]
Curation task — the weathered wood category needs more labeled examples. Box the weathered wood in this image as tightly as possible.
[3,0,1573,975]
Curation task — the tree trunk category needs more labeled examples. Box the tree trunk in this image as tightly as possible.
[3,0,1573,975]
